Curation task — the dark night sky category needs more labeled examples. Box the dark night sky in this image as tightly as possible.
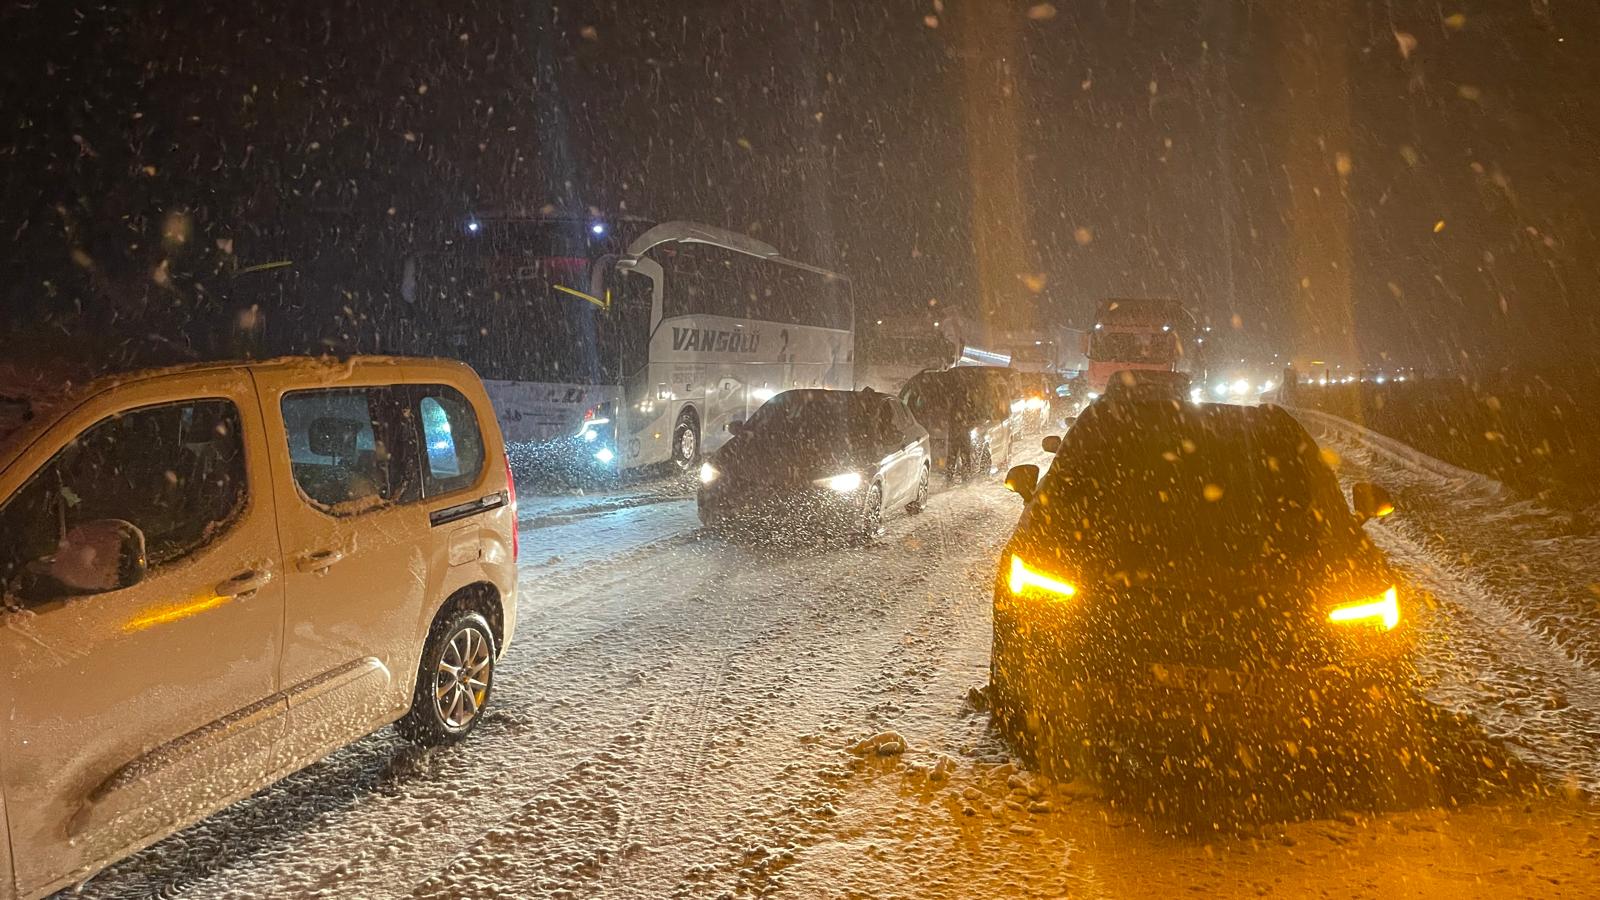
[1,0,1596,373]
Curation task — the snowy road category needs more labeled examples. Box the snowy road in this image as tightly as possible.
[73,425,1600,899]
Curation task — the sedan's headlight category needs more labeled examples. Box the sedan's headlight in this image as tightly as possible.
[699,462,718,484]
[818,472,862,492]
[1328,586,1400,631]
[1007,554,1076,601]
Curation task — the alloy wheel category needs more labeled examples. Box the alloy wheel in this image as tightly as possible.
[435,625,492,730]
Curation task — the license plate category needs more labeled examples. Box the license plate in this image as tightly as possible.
[1148,663,1269,698]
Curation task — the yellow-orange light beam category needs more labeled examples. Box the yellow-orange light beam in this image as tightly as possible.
[1009,554,1076,600]
[1328,586,1399,630]
[123,593,232,633]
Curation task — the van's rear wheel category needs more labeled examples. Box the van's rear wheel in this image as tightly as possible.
[398,610,496,746]
[671,409,700,472]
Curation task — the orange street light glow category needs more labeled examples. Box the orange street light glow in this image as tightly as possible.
[1328,586,1400,630]
[1009,554,1076,601]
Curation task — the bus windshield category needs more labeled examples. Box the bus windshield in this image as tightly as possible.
[406,219,644,385]
[1089,330,1180,365]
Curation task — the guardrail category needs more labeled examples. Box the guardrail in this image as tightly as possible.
[1285,406,1509,497]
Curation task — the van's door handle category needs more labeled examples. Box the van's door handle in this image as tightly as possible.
[217,569,272,599]
[296,549,345,573]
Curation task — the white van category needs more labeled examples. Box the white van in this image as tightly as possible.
[0,356,518,899]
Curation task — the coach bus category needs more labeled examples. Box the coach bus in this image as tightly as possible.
[400,215,854,475]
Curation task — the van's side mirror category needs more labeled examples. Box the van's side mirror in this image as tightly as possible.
[46,519,148,595]
[1351,482,1396,523]
[1004,464,1040,500]
[727,420,745,436]
[1041,435,1062,454]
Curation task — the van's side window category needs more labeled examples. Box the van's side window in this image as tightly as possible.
[281,388,418,514]
[412,385,485,497]
[0,399,246,602]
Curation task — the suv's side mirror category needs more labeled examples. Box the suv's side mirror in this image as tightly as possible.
[1351,482,1396,523]
[45,519,148,595]
[1041,435,1062,454]
[727,420,746,436]
[1005,464,1040,500]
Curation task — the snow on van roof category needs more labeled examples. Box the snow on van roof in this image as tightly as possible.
[0,354,461,459]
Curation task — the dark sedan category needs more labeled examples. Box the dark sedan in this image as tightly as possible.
[697,389,932,541]
[991,400,1416,801]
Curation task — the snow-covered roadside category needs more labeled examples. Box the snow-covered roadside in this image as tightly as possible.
[1303,411,1600,796]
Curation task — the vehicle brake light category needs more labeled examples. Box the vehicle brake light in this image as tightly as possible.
[1008,554,1076,601]
[1328,586,1399,630]
[504,456,519,562]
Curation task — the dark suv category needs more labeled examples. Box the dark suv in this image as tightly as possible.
[991,400,1413,792]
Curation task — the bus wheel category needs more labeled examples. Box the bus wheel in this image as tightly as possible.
[671,409,701,471]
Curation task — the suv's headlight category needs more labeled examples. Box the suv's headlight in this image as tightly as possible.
[1328,586,1400,631]
[817,472,862,492]
[1008,554,1076,601]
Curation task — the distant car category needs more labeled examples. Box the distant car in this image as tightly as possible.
[0,356,517,900]
[697,389,931,540]
[898,368,1015,479]
[1008,370,1059,432]
[991,401,1413,787]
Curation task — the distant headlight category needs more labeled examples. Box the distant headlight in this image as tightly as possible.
[1328,586,1400,631]
[969,427,981,442]
[1085,391,1100,401]
[594,447,615,464]
[1024,397,1047,411]
[699,462,718,484]
[818,472,862,492]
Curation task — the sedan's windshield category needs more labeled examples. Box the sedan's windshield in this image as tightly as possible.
[744,391,879,449]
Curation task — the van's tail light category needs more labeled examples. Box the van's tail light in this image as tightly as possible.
[504,456,519,562]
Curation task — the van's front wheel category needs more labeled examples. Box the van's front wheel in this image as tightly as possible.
[398,610,497,746]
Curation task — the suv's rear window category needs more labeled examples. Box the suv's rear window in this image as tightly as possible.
[1036,404,1351,563]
